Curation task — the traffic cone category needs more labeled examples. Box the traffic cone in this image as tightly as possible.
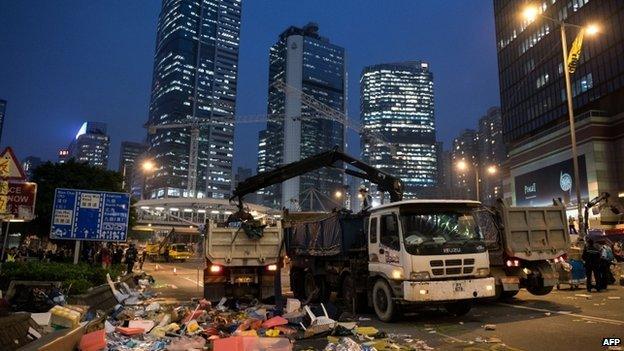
[154,264,160,271]
[173,267,177,275]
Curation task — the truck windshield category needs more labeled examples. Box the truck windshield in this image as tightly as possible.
[401,212,486,255]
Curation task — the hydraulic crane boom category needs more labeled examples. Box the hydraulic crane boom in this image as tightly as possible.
[230,148,404,210]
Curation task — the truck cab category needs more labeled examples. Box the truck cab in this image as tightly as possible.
[366,200,495,321]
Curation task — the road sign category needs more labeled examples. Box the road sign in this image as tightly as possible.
[2,182,37,221]
[0,147,27,181]
[50,188,130,242]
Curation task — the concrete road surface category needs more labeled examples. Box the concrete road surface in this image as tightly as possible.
[144,260,623,350]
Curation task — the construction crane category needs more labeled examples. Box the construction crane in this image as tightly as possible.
[145,80,392,197]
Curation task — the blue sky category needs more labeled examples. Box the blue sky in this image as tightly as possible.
[0,0,500,171]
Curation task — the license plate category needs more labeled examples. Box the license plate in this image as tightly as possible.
[454,282,464,292]
[233,275,254,284]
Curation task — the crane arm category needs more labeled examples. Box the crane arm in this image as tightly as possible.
[230,148,404,209]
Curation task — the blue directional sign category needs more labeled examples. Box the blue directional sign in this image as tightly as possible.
[50,188,130,241]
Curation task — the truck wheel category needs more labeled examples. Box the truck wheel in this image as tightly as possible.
[526,285,553,296]
[342,274,356,313]
[372,279,397,322]
[499,290,519,299]
[445,301,472,316]
[290,270,305,299]
[304,272,320,302]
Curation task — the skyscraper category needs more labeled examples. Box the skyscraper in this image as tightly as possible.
[494,0,624,208]
[0,99,6,146]
[257,23,346,210]
[477,107,506,205]
[119,141,148,194]
[22,156,43,180]
[145,0,242,199]
[451,129,478,200]
[68,122,110,169]
[360,61,437,198]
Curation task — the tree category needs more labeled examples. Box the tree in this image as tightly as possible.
[28,160,133,236]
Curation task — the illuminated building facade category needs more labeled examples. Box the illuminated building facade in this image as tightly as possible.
[68,122,110,169]
[494,0,624,212]
[257,23,346,210]
[360,61,437,198]
[145,0,242,199]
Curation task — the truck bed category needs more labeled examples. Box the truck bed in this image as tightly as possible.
[205,221,282,266]
[284,212,366,257]
[498,204,570,261]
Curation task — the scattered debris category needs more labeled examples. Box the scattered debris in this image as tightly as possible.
[483,324,497,331]
[574,294,592,299]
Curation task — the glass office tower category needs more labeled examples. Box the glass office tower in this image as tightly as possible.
[145,0,242,199]
[257,23,346,210]
[360,61,437,198]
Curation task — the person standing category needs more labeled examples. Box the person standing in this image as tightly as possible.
[582,238,601,292]
[139,249,147,270]
[568,216,578,234]
[101,244,112,269]
[125,244,138,275]
[598,243,615,290]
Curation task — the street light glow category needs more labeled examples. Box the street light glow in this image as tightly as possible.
[585,24,599,36]
[456,160,468,171]
[522,5,539,22]
[334,190,343,198]
[142,160,155,172]
[487,165,498,175]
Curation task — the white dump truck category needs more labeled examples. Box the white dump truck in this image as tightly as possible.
[224,149,496,321]
[474,200,570,298]
[202,220,283,301]
[285,200,496,322]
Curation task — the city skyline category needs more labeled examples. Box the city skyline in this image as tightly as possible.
[361,61,437,198]
[0,1,499,173]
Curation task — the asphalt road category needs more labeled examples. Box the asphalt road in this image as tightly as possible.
[144,260,624,351]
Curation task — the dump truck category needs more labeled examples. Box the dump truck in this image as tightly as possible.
[202,220,283,301]
[225,149,496,321]
[475,200,570,298]
[284,200,495,321]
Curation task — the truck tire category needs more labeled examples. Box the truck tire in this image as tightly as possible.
[290,270,305,300]
[499,290,519,299]
[372,279,397,322]
[445,301,472,316]
[526,285,553,296]
[342,274,364,314]
[303,272,324,302]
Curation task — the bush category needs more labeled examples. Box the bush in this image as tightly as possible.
[0,262,123,295]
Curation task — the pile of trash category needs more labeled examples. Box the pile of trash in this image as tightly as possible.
[10,272,432,351]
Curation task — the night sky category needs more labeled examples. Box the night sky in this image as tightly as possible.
[0,0,500,172]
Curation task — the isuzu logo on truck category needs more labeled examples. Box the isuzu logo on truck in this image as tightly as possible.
[443,247,461,253]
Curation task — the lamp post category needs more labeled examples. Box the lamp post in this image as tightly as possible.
[141,160,156,200]
[456,160,497,202]
[521,5,599,236]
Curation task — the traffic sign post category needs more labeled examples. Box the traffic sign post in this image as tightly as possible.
[0,147,35,261]
[50,188,130,264]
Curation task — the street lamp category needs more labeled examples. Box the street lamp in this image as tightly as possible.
[455,161,498,202]
[334,190,343,199]
[521,5,600,236]
[141,160,156,200]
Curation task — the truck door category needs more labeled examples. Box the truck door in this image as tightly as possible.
[379,213,402,266]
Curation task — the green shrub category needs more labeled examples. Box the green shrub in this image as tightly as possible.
[0,262,123,295]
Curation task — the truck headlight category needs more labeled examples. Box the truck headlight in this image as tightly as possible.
[410,271,430,281]
[391,269,404,280]
[475,268,490,277]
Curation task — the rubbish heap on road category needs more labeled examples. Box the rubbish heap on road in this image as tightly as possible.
[1,271,437,351]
